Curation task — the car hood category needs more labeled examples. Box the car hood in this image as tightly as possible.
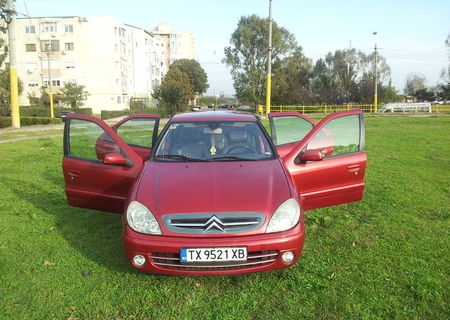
[136,159,291,218]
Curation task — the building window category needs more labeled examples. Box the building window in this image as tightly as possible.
[40,22,57,33]
[25,26,35,34]
[40,40,59,52]
[25,43,36,52]
[64,42,74,51]
[65,62,75,69]
[26,63,37,73]
[64,25,73,32]
[27,80,39,87]
[43,79,61,87]
[119,28,125,38]
[117,96,121,103]
[42,59,59,69]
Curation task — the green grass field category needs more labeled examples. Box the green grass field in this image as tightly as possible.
[0,116,449,319]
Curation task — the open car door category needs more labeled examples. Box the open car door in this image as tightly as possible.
[62,114,159,214]
[268,112,316,159]
[112,114,160,160]
[269,110,366,211]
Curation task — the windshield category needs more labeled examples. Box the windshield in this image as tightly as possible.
[154,121,274,162]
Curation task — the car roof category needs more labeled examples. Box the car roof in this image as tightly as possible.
[170,111,258,122]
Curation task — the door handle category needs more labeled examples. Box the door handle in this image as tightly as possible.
[68,170,81,179]
[347,165,360,174]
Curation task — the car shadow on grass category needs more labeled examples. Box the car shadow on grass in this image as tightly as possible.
[3,172,136,274]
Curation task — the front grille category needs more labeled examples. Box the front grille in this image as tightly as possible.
[150,250,278,271]
[163,212,265,234]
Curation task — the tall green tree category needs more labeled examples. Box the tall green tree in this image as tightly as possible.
[223,15,300,105]
[169,59,208,96]
[310,49,392,104]
[404,74,427,97]
[0,66,23,105]
[153,68,194,114]
[58,81,89,108]
[271,50,314,105]
[311,58,341,104]
[437,34,450,100]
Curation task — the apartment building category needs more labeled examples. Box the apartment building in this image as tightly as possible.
[13,16,165,113]
[152,24,195,69]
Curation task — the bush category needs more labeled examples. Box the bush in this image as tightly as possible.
[0,117,11,128]
[101,108,168,120]
[0,107,10,116]
[101,110,130,120]
[17,106,93,117]
[0,116,62,128]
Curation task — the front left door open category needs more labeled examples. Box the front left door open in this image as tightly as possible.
[62,114,144,213]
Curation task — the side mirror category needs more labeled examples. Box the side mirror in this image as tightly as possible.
[104,153,128,165]
[299,149,323,162]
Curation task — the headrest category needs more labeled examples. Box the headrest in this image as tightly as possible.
[229,130,248,143]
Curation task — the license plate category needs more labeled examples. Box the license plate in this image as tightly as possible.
[180,247,247,263]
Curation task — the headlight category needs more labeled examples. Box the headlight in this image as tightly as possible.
[126,201,162,235]
[266,198,300,233]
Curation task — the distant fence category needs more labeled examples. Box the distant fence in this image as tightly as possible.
[257,104,450,114]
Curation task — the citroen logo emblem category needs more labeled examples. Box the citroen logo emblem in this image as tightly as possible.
[204,215,225,232]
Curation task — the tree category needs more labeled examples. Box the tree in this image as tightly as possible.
[311,58,341,104]
[58,81,89,108]
[437,34,450,100]
[414,88,435,101]
[404,74,427,97]
[224,15,300,105]
[310,49,392,104]
[153,68,194,114]
[169,59,208,96]
[271,50,314,105]
[0,66,23,105]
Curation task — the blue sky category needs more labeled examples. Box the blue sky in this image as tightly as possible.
[16,0,450,96]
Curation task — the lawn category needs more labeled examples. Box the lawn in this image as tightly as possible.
[0,116,449,319]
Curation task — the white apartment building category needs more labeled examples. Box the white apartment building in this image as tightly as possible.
[13,16,166,113]
[152,24,195,70]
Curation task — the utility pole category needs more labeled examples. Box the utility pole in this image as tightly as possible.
[373,32,378,112]
[6,0,20,128]
[265,0,273,116]
[46,46,54,118]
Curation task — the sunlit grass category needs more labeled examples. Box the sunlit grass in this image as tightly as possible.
[0,116,449,319]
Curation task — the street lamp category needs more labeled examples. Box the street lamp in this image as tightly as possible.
[265,0,273,116]
[43,38,55,118]
[373,31,378,112]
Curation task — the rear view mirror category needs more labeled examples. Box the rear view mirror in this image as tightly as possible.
[103,153,128,165]
[299,149,323,162]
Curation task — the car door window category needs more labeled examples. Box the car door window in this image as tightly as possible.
[271,116,314,146]
[306,114,362,158]
[116,118,157,148]
[69,118,121,161]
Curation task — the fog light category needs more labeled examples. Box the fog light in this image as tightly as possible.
[133,254,146,266]
[282,251,294,263]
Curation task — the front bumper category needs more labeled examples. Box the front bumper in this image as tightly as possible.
[123,223,305,275]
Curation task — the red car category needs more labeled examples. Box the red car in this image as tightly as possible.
[62,110,366,275]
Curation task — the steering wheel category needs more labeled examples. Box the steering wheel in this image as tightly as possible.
[224,145,256,154]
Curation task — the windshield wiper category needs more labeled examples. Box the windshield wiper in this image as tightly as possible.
[207,156,257,161]
[154,154,206,162]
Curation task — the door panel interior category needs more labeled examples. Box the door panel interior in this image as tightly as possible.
[270,110,366,211]
[63,114,143,213]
